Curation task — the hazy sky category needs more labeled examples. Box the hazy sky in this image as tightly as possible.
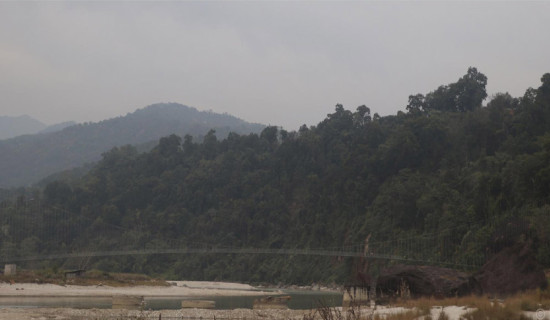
[1,2,549,130]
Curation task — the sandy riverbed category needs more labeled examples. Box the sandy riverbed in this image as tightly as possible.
[0,305,481,320]
[0,306,307,319]
[1,282,546,320]
[0,280,277,297]
[0,301,544,320]
[0,281,286,319]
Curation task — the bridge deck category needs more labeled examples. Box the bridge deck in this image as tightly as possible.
[1,247,480,269]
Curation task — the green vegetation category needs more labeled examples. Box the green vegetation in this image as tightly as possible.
[1,68,550,284]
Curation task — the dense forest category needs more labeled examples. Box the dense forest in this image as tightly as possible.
[1,68,550,285]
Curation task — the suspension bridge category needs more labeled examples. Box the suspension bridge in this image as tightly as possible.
[2,242,482,269]
[0,200,497,270]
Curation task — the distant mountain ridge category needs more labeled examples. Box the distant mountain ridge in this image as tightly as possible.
[0,103,265,187]
[0,115,76,140]
[0,115,46,139]
[39,121,77,134]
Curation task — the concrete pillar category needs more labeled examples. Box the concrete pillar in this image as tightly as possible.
[112,295,144,309]
[370,277,377,306]
[4,264,16,276]
[343,287,369,308]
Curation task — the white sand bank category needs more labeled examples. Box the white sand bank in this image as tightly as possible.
[0,281,276,297]
[429,306,474,320]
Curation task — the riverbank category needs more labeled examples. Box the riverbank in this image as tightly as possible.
[0,307,310,320]
[1,281,548,320]
[0,300,547,320]
[0,305,465,320]
[0,280,278,297]
[0,280,313,320]
[5,305,541,320]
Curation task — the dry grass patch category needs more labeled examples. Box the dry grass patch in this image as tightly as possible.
[460,304,532,320]
[302,299,430,320]
[390,295,488,310]
[387,289,550,319]
[506,289,550,311]
[390,290,550,310]
[374,309,429,320]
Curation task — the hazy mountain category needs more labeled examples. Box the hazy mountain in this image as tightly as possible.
[39,121,77,134]
[0,115,46,139]
[0,103,265,187]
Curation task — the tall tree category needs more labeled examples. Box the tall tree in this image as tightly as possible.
[454,67,488,112]
[411,67,488,113]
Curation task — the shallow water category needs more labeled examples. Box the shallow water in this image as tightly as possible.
[0,296,112,309]
[0,291,342,310]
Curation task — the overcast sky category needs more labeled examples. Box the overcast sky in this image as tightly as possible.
[1,1,549,130]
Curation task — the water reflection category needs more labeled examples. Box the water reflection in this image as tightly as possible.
[0,296,111,309]
[0,292,342,310]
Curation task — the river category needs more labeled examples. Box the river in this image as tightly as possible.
[0,290,342,310]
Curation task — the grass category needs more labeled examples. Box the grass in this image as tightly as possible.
[460,304,534,320]
[0,268,169,287]
[304,285,550,320]
[376,309,429,320]
[385,289,550,320]
[303,295,430,320]
[389,289,550,309]
[506,288,550,311]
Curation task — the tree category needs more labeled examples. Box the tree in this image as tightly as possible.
[43,181,73,205]
[536,73,550,106]
[406,94,425,113]
[157,134,182,157]
[424,85,456,112]
[454,67,488,112]
[202,130,218,159]
[354,105,371,126]
[182,134,196,154]
[420,67,488,113]
[486,93,519,111]
[522,87,537,105]
[260,126,278,144]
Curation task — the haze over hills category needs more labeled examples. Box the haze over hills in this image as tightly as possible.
[0,115,77,140]
[0,115,47,139]
[0,103,265,188]
[38,121,77,134]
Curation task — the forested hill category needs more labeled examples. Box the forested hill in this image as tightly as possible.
[4,69,550,284]
[0,103,264,187]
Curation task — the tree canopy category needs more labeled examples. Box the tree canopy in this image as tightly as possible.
[407,67,488,113]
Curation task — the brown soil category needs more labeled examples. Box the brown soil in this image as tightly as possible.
[475,242,548,295]
[376,265,481,298]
